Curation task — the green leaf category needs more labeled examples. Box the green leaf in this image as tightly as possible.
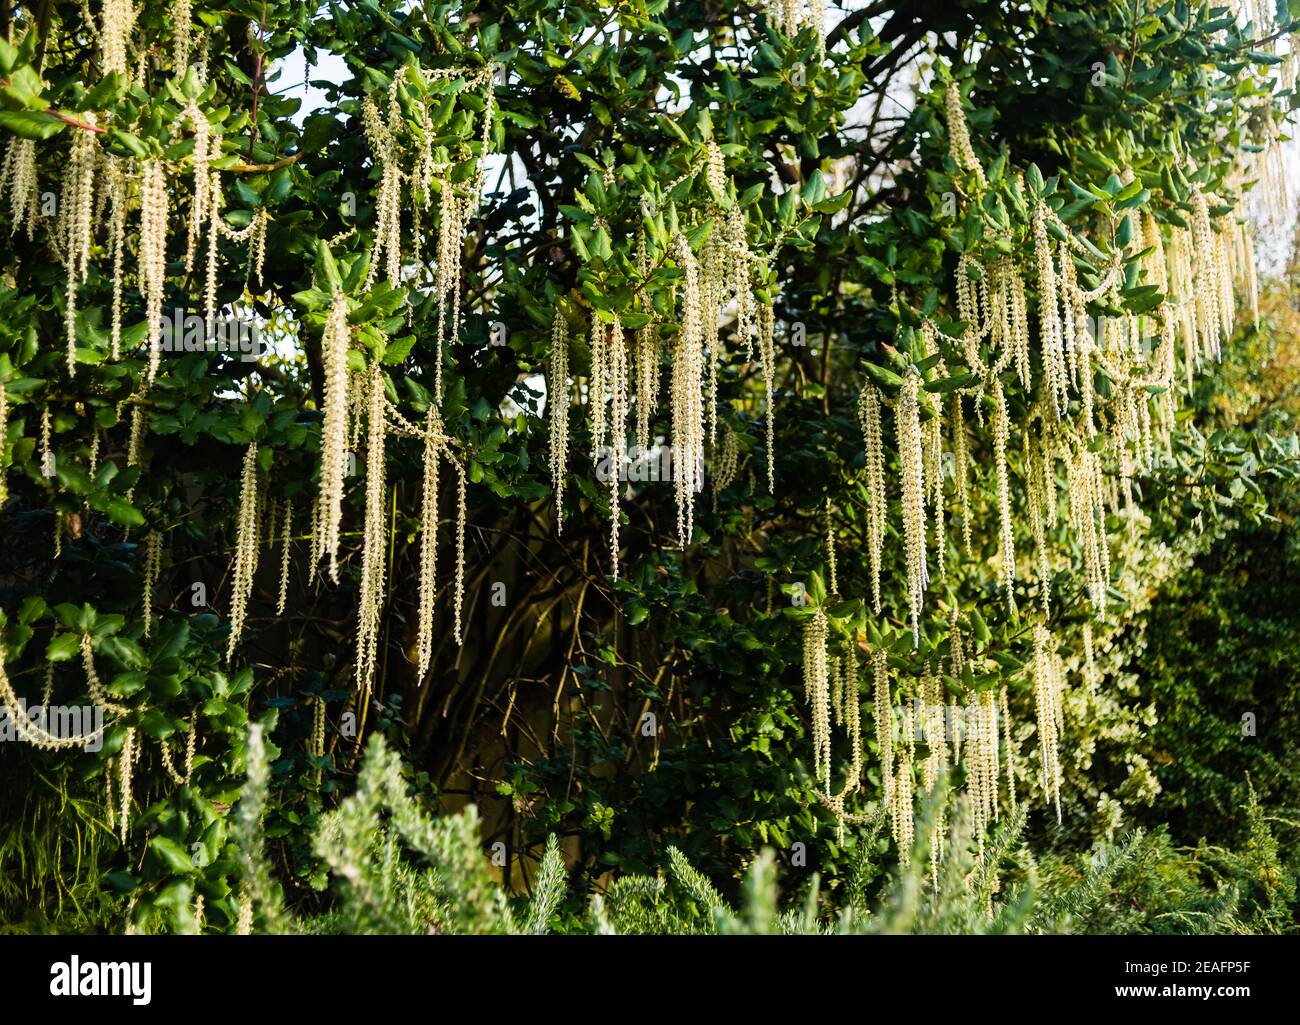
[18,597,48,626]
[924,372,978,393]
[382,335,416,365]
[863,362,905,389]
[0,110,65,140]
[149,837,195,875]
[800,170,827,207]
[1026,162,1044,196]
[108,672,148,697]
[103,498,145,528]
[807,570,827,606]
[316,239,343,293]
[45,633,81,662]
[826,599,861,620]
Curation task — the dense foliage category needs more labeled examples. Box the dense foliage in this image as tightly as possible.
[1,0,1298,934]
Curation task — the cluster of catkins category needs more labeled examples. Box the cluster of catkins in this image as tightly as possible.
[802,613,1017,862]
[1,48,499,851]
[360,66,496,401]
[6,89,268,388]
[227,67,495,694]
[0,7,266,842]
[305,291,469,693]
[798,609,866,844]
[549,140,776,578]
[765,0,828,53]
[831,78,1263,857]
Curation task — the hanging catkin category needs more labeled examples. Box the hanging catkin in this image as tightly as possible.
[724,205,757,354]
[944,83,986,185]
[159,714,197,786]
[920,667,947,879]
[414,407,442,679]
[0,380,7,505]
[181,102,212,274]
[872,648,893,806]
[965,689,1000,843]
[104,157,128,360]
[758,302,776,493]
[1189,187,1224,363]
[924,407,946,582]
[317,292,352,583]
[999,685,1017,816]
[117,726,137,843]
[1066,441,1108,618]
[361,84,404,291]
[952,393,973,554]
[919,324,948,584]
[99,0,136,78]
[225,442,261,664]
[607,315,628,578]
[891,709,915,864]
[824,497,837,594]
[670,233,706,546]
[803,607,831,790]
[0,644,106,751]
[549,311,569,533]
[1008,259,1033,389]
[632,227,660,455]
[1058,239,1085,391]
[832,653,844,730]
[991,377,1017,615]
[307,495,321,585]
[1032,623,1062,821]
[1025,429,1051,615]
[712,421,739,510]
[142,529,162,638]
[202,133,226,327]
[311,695,326,760]
[1082,620,1097,693]
[1214,225,1235,351]
[1033,204,1069,418]
[588,316,608,464]
[125,396,147,491]
[83,632,128,716]
[452,454,466,644]
[173,0,195,69]
[433,178,467,402]
[948,608,965,680]
[1,137,39,239]
[699,223,723,448]
[857,382,886,613]
[139,158,169,386]
[633,323,659,457]
[276,500,292,616]
[62,121,99,376]
[897,368,928,646]
[380,390,467,648]
[837,643,858,731]
[355,365,388,692]
[39,403,54,479]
